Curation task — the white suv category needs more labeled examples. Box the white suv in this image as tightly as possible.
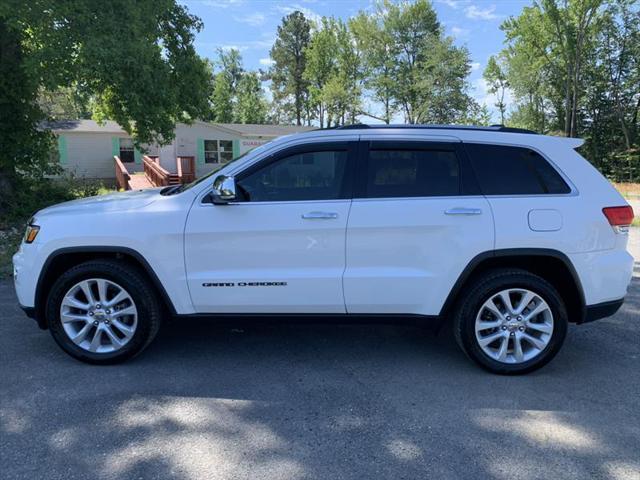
[13,125,635,374]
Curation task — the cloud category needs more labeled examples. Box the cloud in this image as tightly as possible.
[219,45,249,52]
[259,57,275,66]
[436,0,463,9]
[470,62,481,71]
[451,26,470,38]
[275,4,322,25]
[234,12,266,26]
[202,0,244,8]
[465,4,500,20]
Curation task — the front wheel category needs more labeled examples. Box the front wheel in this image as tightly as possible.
[453,269,568,375]
[46,260,162,364]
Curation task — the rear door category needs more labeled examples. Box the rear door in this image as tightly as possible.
[343,138,494,316]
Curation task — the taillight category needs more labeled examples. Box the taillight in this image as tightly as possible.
[603,206,634,233]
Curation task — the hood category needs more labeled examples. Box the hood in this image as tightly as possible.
[35,188,163,219]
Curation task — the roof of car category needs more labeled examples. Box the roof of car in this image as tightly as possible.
[327,123,538,134]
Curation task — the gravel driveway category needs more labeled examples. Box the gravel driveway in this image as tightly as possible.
[1,231,639,480]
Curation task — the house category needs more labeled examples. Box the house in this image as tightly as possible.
[47,120,313,185]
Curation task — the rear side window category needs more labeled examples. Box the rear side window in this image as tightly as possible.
[465,143,570,195]
[364,149,460,198]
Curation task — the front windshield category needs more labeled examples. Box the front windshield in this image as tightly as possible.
[178,141,273,192]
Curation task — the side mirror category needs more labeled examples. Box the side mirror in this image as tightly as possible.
[211,175,237,204]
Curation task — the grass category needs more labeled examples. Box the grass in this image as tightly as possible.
[0,177,115,277]
[612,182,640,198]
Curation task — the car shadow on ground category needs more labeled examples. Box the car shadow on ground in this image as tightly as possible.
[1,279,639,479]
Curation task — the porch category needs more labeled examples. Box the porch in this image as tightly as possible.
[114,155,196,190]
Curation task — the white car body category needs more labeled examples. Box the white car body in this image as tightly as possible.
[13,126,634,326]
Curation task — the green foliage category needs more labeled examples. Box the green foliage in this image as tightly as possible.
[37,84,93,120]
[496,0,640,181]
[236,72,268,124]
[2,175,113,228]
[208,49,267,124]
[0,0,212,199]
[269,11,312,125]
[211,71,234,123]
[483,56,509,124]
[348,0,477,125]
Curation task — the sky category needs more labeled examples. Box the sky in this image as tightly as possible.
[180,0,535,123]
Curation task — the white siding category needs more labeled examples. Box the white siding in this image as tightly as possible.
[174,123,239,177]
[62,133,122,179]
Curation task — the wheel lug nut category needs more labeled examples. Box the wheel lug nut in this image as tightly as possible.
[96,304,101,309]
[93,321,99,326]
[506,316,511,320]
[105,309,110,314]
[510,332,515,336]
[88,311,94,316]
[517,316,522,321]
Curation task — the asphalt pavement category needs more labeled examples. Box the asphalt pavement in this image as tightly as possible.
[1,232,639,480]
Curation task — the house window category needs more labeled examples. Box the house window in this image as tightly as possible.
[204,140,234,164]
[119,138,135,163]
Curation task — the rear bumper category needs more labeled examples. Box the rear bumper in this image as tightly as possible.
[582,298,625,323]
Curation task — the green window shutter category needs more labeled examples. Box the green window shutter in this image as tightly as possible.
[134,148,142,164]
[57,135,68,165]
[197,138,205,165]
[111,137,120,157]
[232,139,240,159]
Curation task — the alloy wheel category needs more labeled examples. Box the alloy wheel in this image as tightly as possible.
[59,278,138,353]
[474,288,554,364]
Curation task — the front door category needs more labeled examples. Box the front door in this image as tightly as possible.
[343,139,494,316]
[184,141,357,313]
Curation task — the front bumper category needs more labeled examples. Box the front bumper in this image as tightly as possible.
[582,298,625,323]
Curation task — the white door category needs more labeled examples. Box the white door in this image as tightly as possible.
[344,139,494,316]
[184,141,357,313]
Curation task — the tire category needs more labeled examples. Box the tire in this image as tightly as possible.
[46,259,162,364]
[453,268,568,375]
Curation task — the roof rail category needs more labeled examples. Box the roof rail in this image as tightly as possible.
[327,123,538,134]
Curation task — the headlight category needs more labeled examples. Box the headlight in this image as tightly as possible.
[24,224,40,244]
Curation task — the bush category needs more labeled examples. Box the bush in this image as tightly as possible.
[2,175,114,227]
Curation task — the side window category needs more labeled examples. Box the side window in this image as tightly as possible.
[364,148,460,198]
[465,143,571,195]
[119,138,135,163]
[237,149,349,202]
[204,140,234,164]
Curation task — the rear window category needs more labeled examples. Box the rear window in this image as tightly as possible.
[465,143,571,195]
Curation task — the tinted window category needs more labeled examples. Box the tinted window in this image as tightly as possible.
[364,149,460,198]
[465,144,570,195]
[237,150,348,202]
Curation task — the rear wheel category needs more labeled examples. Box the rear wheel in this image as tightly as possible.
[46,260,162,364]
[453,269,568,375]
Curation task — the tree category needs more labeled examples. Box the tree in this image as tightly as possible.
[37,84,92,120]
[269,11,312,125]
[0,0,212,195]
[483,56,510,124]
[236,72,267,124]
[350,11,397,123]
[304,18,340,128]
[210,72,234,123]
[498,0,639,181]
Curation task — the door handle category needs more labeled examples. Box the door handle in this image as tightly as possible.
[445,207,482,215]
[302,211,338,220]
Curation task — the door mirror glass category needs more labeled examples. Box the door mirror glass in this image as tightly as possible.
[211,175,237,204]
